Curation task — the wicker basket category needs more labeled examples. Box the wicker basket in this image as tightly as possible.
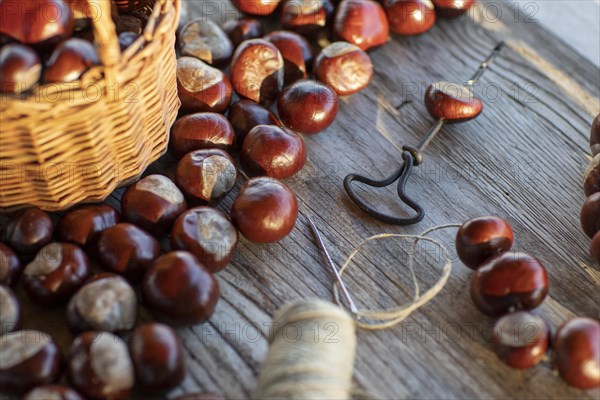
[0,0,180,211]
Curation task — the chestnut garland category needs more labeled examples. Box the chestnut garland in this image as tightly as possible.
[456,216,600,389]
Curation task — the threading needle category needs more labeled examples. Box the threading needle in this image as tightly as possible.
[308,218,359,315]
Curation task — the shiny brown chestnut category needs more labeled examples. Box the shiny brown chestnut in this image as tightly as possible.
[280,0,335,37]
[334,0,390,51]
[584,154,600,197]
[581,192,600,238]
[96,223,160,283]
[67,331,135,400]
[177,56,233,114]
[231,177,299,243]
[241,125,307,179]
[0,44,41,94]
[56,204,120,248]
[223,18,264,47]
[0,0,74,50]
[231,0,281,15]
[265,30,314,86]
[278,79,338,135]
[122,175,187,236]
[1,207,53,257]
[314,41,373,96]
[0,284,21,334]
[553,317,600,389]
[0,330,61,394]
[591,231,600,265]
[0,243,22,287]
[174,394,225,400]
[591,113,600,156]
[23,384,84,400]
[128,323,185,392]
[66,273,137,333]
[171,112,236,157]
[424,81,483,122]
[228,100,280,146]
[491,311,550,369]
[171,207,239,273]
[385,0,436,35]
[22,243,92,306]
[470,252,548,317]
[142,251,220,326]
[176,149,237,204]
[179,20,234,67]
[44,38,100,83]
[455,216,514,270]
[432,0,475,18]
[230,39,284,105]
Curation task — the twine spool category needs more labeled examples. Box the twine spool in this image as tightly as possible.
[254,299,357,400]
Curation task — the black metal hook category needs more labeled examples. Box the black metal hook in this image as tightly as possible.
[344,42,505,226]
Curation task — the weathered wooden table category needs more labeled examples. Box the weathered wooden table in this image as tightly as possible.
[6,0,600,399]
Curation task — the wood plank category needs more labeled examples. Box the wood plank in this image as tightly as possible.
[2,0,599,399]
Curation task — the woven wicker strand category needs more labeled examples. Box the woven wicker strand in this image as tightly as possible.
[0,0,181,211]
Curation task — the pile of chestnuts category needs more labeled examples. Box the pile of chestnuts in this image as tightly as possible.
[0,0,154,94]
[581,113,600,266]
[456,216,599,389]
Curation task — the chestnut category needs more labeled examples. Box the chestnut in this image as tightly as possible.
[231,0,281,15]
[171,207,239,273]
[171,112,236,157]
[228,100,280,146]
[175,149,237,204]
[0,44,41,94]
[0,243,22,287]
[115,14,143,35]
[278,79,338,135]
[142,251,220,326]
[470,252,548,317]
[385,0,436,36]
[1,207,53,257]
[265,30,314,86]
[128,323,185,391]
[231,177,298,243]
[424,81,483,122]
[0,330,61,394]
[581,193,600,238]
[56,204,120,248]
[491,311,550,369]
[432,0,476,18]
[118,32,140,51]
[0,0,74,50]
[0,284,21,334]
[230,39,284,105]
[44,38,100,83]
[179,20,234,67]
[334,0,390,51]
[280,0,335,37]
[241,125,307,179]
[314,41,373,96]
[67,331,134,400]
[223,18,264,47]
[66,273,137,333]
[174,394,224,400]
[553,317,600,389]
[23,384,84,400]
[22,243,92,306]
[177,56,233,114]
[122,175,187,236]
[96,223,160,283]
[584,154,600,197]
[455,216,514,270]
[591,113,600,156]
[591,231,600,265]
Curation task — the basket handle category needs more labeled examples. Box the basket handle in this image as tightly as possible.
[87,0,121,88]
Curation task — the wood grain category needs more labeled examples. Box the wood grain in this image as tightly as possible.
[2,1,600,399]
